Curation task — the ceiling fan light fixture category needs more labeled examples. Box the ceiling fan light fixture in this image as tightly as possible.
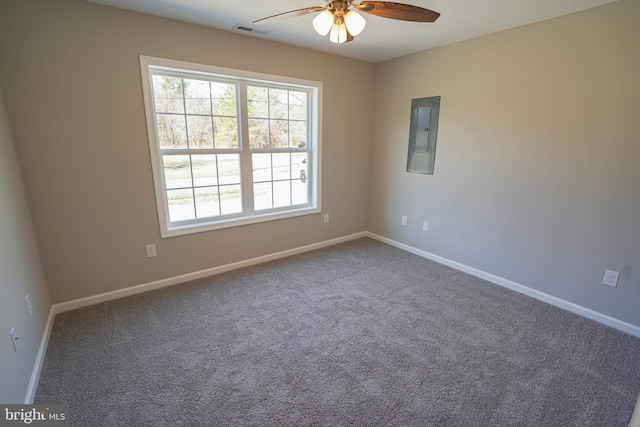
[329,22,348,44]
[344,10,366,36]
[312,10,334,36]
[254,1,439,46]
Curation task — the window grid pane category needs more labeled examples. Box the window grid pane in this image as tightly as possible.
[273,181,291,208]
[184,79,212,115]
[252,153,272,183]
[211,82,238,116]
[254,182,272,211]
[220,184,243,215]
[195,187,220,218]
[153,74,239,151]
[252,152,308,211]
[157,114,187,149]
[248,86,309,149]
[152,76,185,114]
[163,155,192,190]
[192,155,218,187]
[167,188,195,222]
[186,115,213,149]
[162,153,244,222]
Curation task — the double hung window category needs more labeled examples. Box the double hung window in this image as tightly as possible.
[140,56,321,237]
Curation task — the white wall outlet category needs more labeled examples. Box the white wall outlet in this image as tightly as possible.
[25,294,32,317]
[9,327,18,352]
[401,215,407,226]
[146,244,157,258]
[602,270,619,287]
[422,221,429,232]
[324,213,330,223]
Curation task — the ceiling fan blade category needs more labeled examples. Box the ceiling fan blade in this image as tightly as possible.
[253,5,327,25]
[355,1,440,22]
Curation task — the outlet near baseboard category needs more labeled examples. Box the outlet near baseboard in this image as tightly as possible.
[603,270,619,287]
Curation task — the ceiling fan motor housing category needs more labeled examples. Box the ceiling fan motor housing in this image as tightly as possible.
[330,1,351,14]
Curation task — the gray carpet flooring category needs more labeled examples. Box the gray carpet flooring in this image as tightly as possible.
[35,238,640,426]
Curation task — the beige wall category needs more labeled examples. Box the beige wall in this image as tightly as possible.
[369,0,640,326]
[0,0,374,303]
[0,87,51,403]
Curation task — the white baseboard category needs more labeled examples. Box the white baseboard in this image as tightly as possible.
[630,392,640,427]
[24,305,55,404]
[365,232,640,338]
[52,232,367,315]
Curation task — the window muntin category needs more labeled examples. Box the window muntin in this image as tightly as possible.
[140,56,321,237]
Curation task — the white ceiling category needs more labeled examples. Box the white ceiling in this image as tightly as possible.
[86,0,618,63]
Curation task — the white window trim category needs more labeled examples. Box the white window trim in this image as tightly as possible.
[139,56,322,238]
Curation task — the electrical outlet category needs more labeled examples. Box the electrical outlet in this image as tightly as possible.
[146,244,157,258]
[25,294,32,317]
[422,221,429,232]
[324,213,330,223]
[401,215,407,226]
[9,327,18,352]
[602,270,619,287]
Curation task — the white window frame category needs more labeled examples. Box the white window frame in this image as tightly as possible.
[140,56,322,238]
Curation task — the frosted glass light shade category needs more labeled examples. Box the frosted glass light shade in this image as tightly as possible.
[344,11,366,36]
[329,23,348,43]
[313,10,334,36]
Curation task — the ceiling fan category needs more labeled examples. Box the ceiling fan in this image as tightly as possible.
[254,1,440,44]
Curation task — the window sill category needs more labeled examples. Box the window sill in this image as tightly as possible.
[160,206,321,238]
